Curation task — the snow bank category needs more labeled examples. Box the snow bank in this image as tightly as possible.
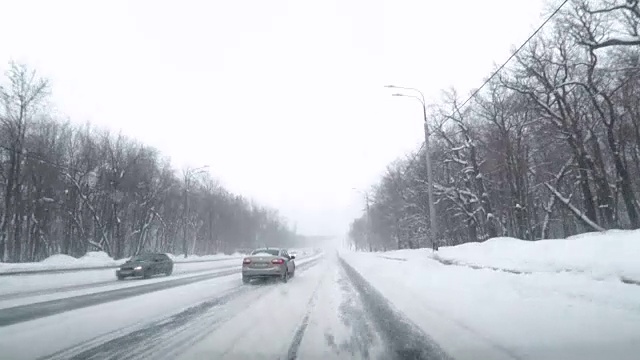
[40,254,78,265]
[434,229,640,282]
[0,251,125,274]
[78,251,120,265]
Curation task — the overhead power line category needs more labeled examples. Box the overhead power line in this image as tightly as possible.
[401,0,570,175]
[455,0,570,112]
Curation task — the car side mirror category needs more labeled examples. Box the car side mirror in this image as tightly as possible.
[290,255,295,260]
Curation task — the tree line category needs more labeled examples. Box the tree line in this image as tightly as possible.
[0,63,298,262]
[350,0,640,251]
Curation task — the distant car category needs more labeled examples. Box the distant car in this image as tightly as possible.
[242,247,295,284]
[116,253,173,280]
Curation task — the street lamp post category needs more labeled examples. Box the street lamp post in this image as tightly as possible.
[385,85,438,246]
[183,165,209,258]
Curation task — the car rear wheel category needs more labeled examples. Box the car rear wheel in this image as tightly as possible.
[165,267,173,276]
[117,275,125,281]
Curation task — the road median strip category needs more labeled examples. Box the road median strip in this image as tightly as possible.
[0,257,244,276]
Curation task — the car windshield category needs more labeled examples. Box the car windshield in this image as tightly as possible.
[251,249,279,256]
[130,255,154,262]
[4,1,639,359]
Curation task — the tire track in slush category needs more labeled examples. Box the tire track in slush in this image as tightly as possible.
[38,284,249,360]
[140,257,324,360]
[214,259,324,359]
[285,263,329,360]
[338,256,453,360]
[40,256,325,360]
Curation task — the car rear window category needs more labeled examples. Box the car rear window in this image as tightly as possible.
[251,249,279,256]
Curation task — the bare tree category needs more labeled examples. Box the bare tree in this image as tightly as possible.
[0,64,299,263]
[0,62,49,261]
[349,0,640,251]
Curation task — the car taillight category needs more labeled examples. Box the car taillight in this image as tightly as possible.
[243,258,251,265]
[271,258,284,264]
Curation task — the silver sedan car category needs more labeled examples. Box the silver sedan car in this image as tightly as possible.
[242,248,296,284]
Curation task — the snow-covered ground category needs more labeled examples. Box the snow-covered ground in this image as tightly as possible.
[340,229,640,360]
[434,229,640,282]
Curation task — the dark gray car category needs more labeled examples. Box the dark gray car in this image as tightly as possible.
[242,248,295,284]
[116,253,173,280]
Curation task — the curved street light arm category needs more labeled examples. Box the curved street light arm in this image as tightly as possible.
[386,85,426,106]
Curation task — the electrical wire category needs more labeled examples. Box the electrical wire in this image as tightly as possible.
[401,0,570,173]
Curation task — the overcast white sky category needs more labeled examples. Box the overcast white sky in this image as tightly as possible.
[0,0,549,236]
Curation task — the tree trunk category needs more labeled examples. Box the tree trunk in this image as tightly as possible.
[2,150,17,262]
[589,132,615,227]
[606,124,640,228]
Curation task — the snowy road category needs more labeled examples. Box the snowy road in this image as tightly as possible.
[0,266,240,326]
[0,251,450,360]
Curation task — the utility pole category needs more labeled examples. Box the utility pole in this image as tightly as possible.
[385,85,439,247]
[422,102,438,245]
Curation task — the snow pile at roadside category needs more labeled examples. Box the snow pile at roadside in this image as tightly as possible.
[0,251,125,273]
[78,251,122,265]
[40,254,78,265]
[434,229,640,282]
[340,245,640,360]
